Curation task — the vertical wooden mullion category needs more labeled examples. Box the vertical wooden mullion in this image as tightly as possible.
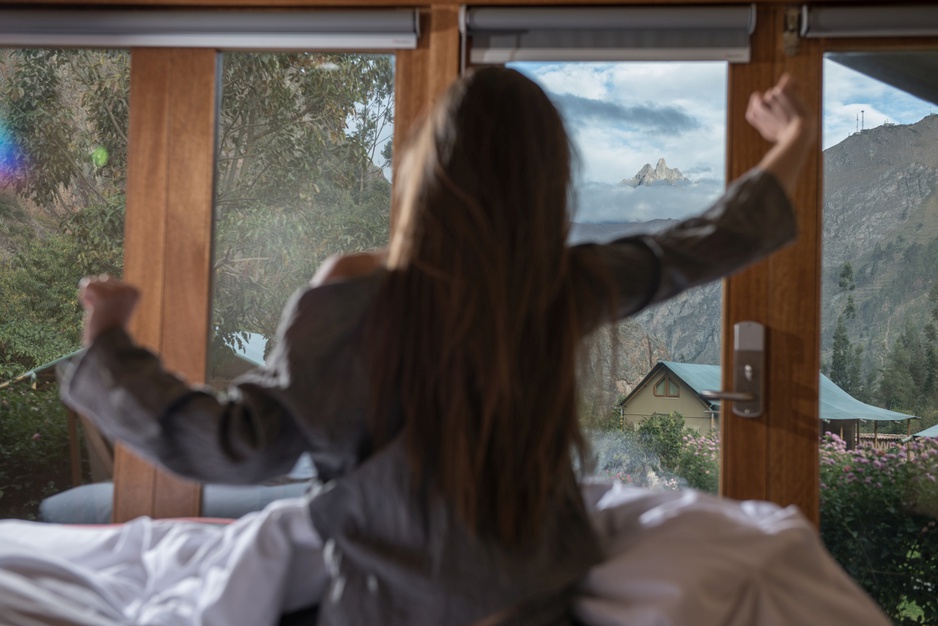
[392,4,460,226]
[721,4,778,506]
[115,48,217,522]
[764,29,822,525]
[113,48,171,522]
[151,48,218,518]
[723,5,823,525]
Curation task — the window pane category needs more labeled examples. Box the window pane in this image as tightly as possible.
[0,49,129,521]
[208,53,393,384]
[513,61,726,492]
[821,52,938,624]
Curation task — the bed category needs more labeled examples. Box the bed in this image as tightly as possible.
[0,483,892,626]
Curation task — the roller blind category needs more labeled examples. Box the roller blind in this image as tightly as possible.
[0,9,419,50]
[462,5,755,64]
[801,4,938,38]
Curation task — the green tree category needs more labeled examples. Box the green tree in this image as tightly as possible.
[0,49,129,379]
[878,321,927,414]
[830,315,850,389]
[838,262,855,291]
[210,53,394,357]
[0,50,393,377]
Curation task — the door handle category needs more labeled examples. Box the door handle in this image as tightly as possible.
[700,321,764,418]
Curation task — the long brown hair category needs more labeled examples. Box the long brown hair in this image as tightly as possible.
[367,68,605,547]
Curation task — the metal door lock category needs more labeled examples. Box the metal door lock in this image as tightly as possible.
[701,321,765,418]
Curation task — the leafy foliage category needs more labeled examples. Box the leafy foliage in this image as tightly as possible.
[0,202,125,380]
[211,53,393,359]
[0,50,393,521]
[0,49,129,380]
[1,49,128,214]
[677,430,720,493]
[637,412,687,473]
[587,412,712,491]
[586,427,680,490]
[0,49,393,377]
[0,381,84,520]
[820,434,938,624]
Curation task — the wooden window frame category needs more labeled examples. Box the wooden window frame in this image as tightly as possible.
[105,10,460,522]
[9,0,932,526]
[654,376,680,398]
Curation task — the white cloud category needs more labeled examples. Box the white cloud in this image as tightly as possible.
[512,61,727,200]
[573,180,724,223]
[507,58,934,222]
[823,58,934,149]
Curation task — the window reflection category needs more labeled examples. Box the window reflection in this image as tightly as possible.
[208,53,394,387]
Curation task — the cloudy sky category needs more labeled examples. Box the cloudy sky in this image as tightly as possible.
[511,59,935,224]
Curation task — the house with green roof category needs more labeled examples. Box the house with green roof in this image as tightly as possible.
[619,361,917,437]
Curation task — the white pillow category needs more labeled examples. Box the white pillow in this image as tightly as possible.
[574,483,891,626]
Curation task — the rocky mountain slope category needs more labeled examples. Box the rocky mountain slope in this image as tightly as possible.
[580,116,938,405]
[621,158,690,187]
[821,115,938,375]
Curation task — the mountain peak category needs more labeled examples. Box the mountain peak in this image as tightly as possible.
[621,158,689,187]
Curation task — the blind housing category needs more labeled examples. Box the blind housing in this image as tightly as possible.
[463,5,755,64]
[0,9,419,50]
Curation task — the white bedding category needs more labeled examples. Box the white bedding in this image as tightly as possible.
[0,484,891,626]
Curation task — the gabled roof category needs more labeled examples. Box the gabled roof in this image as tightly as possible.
[912,424,938,438]
[620,361,916,423]
[819,373,916,422]
[619,360,720,413]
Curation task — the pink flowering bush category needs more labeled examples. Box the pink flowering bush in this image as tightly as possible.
[819,433,938,624]
[678,431,720,493]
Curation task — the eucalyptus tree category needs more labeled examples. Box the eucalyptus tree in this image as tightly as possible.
[0,49,393,377]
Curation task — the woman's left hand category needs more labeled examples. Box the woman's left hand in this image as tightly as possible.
[78,275,140,346]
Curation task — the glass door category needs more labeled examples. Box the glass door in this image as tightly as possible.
[512,60,728,492]
[820,51,938,624]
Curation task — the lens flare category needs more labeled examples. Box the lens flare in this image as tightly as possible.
[0,121,25,184]
[91,146,108,168]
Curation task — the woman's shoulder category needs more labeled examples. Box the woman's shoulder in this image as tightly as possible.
[268,267,389,357]
[310,251,388,287]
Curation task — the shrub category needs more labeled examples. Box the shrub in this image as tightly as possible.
[819,433,938,625]
[0,381,84,520]
[586,412,713,491]
[585,428,680,490]
[637,412,686,474]
[678,430,720,493]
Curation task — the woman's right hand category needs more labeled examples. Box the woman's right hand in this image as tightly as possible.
[745,73,813,146]
[747,74,817,197]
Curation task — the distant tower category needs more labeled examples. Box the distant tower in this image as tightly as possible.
[861,109,865,131]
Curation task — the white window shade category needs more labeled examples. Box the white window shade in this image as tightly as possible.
[462,5,755,65]
[801,4,938,38]
[0,9,419,50]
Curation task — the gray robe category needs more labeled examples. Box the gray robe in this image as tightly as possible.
[61,168,795,626]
